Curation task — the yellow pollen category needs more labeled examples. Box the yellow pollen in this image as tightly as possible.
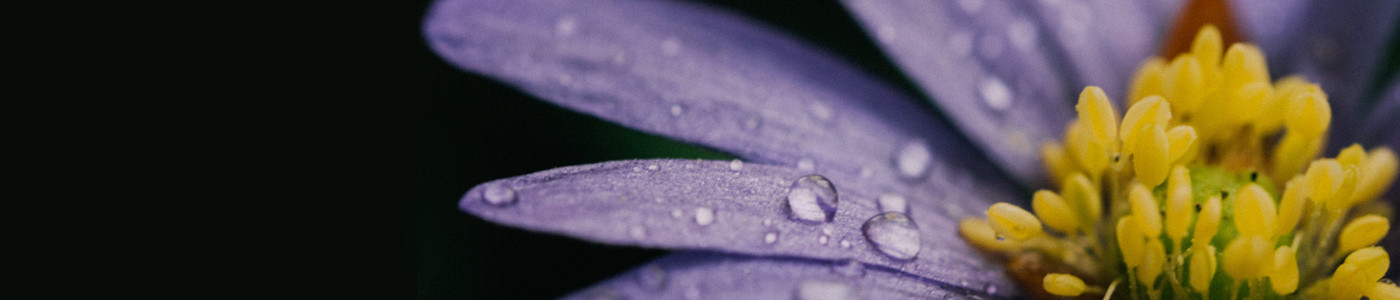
[957,24,1397,300]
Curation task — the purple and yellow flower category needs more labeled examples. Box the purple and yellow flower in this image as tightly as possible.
[424,0,1399,298]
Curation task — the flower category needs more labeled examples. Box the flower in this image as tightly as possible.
[422,0,1400,298]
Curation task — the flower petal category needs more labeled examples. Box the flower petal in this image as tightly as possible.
[461,159,1016,293]
[1023,0,1170,99]
[566,251,1005,299]
[838,0,1077,185]
[1243,0,1400,150]
[424,0,1023,192]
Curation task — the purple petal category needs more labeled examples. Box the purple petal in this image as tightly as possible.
[424,0,1025,193]
[1243,0,1400,150]
[1023,0,1170,100]
[565,251,1008,299]
[461,159,1017,294]
[838,0,1075,186]
[1232,0,1308,54]
[1359,77,1400,151]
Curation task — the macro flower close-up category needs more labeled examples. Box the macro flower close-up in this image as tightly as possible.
[420,0,1400,298]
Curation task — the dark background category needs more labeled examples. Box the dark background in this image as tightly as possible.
[417,1,1400,299]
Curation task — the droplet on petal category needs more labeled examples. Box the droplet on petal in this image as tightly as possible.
[728,159,744,171]
[482,183,517,206]
[786,175,839,223]
[694,207,715,226]
[895,140,932,179]
[877,194,908,214]
[862,212,921,260]
[796,280,855,300]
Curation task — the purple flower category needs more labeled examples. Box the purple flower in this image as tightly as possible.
[423,0,1399,298]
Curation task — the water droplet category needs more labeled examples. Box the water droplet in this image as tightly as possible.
[554,16,577,37]
[796,280,855,300]
[1007,19,1039,52]
[831,259,865,278]
[979,76,1013,111]
[819,235,829,245]
[728,159,744,171]
[983,283,998,295]
[877,194,908,214]
[948,30,973,58]
[762,219,773,226]
[785,175,838,222]
[840,239,851,248]
[630,225,647,240]
[670,104,684,116]
[654,197,665,203]
[671,209,684,219]
[895,140,932,179]
[862,212,921,260]
[796,158,816,172]
[482,183,517,206]
[661,37,681,56]
[694,207,715,226]
[957,0,984,14]
[876,25,897,43]
[764,231,779,244]
[858,167,873,178]
[978,33,1004,59]
[647,163,659,171]
[809,102,834,122]
[637,265,668,292]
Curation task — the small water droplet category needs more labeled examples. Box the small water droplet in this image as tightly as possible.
[694,207,715,226]
[671,209,684,219]
[895,140,932,179]
[979,76,1013,111]
[785,175,838,222]
[831,259,865,278]
[840,239,851,248]
[764,231,779,244]
[762,219,773,226]
[876,25,897,43]
[654,197,665,203]
[983,283,998,295]
[878,194,908,214]
[948,30,973,58]
[862,212,921,260]
[809,102,834,122]
[482,183,517,206]
[742,116,761,131]
[670,104,684,116]
[647,163,659,171]
[858,167,873,178]
[554,16,577,37]
[630,225,647,240]
[661,37,681,56]
[957,0,984,14]
[637,265,668,292]
[819,235,829,245]
[796,158,816,172]
[729,159,744,171]
[1007,19,1038,52]
[796,280,855,300]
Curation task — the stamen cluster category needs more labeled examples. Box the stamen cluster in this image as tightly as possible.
[958,25,1399,300]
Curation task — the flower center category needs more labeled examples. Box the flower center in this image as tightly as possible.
[958,24,1399,300]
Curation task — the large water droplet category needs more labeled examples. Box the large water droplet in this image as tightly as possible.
[877,194,908,214]
[818,235,829,245]
[647,163,660,171]
[831,259,865,278]
[669,104,684,116]
[979,76,1013,111]
[637,265,668,292]
[694,207,715,226]
[796,280,855,300]
[482,183,517,206]
[764,231,779,244]
[786,175,838,222]
[796,158,816,172]
[862,212,921,260]
[728,159,744,171]
[839,239,851,249]
[895,140,932,179]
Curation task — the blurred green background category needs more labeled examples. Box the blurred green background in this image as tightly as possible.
[418,1,1399,299]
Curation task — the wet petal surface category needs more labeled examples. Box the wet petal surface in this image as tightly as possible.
[461,159,1016,294]
[565,251,1009,299]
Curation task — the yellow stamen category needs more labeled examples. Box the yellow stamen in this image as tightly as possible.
[1129,58,1167,105]
[1193,195,1222,248]
[1355,147,1399,202]
[1076,86,1118,149]
[986,203,1043,241]
[1032,190,1079,235]
[1165,166,1192,242]
[1329,247,1390,300]
[1285,83,1330,137]
[1189,245,1217,293]
[1367,281,1400,300]
[1039,141,1075,185]
[1120,96,1172,154]
[1118,216,1146,268]
[1338,215,1390,255]
[1276,178,1306,234]
[1271,245,1298,294]
[1063,174,1101,231]
[1043,273,1087,297]
[1222,235,1272,279]
[1134,124,1171,187]
[958,218,1020,252]
[1234,183,1276,238]
[1129,182,1163,237]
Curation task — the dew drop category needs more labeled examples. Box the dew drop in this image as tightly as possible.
[764,231,779,244]
[554,16,577,37]
[728,159,744,171]
[694,207,715,226]
[831,259,865,278]
[482,183,517,206]
[877,194,908,214]
[661,37,682,56]
[819,235,829,245]
[796,158,816,172]
[637,265,668,292]
[629,225,647,240]
[796,280,855,300]
[948,30,973,58]
[840,239,851,248]
[785,175,838,222]
[983,283,998,295]
[669,104,684,116]
[742,116,761,131]
[671,209,684,219]
[647,163,660,171]
[895,140,932,179]
[862,212,921,260]
[762,219,773,227]
[979,76,1013,111]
